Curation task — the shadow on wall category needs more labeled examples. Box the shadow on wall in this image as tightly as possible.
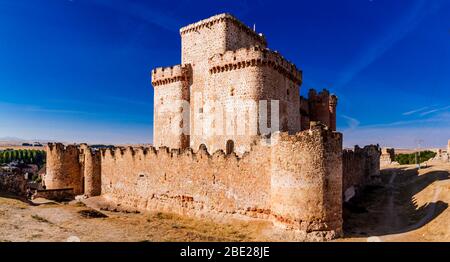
[343,166,449,237]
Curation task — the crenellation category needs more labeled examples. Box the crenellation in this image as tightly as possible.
[151,64,191,87]
[42,14,382,242]
[208,47,302,85]
[179,13,266,46]
[300,89,338,131]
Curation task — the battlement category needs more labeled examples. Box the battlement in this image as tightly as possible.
[46,143,80,155]
[100,143,253,163]
[308,89,334,102]
[151,64,191,87]
[180,13,267,46]
[300,89,338,131]
[344,145,380,156]
[208,46,302,85]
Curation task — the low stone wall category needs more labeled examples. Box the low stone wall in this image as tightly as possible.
[32,188,74,201]
[343,145,381,202]
[0,172,27,196]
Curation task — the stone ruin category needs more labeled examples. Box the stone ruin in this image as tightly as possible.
[429,140,450,163]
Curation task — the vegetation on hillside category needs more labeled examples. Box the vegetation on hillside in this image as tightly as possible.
[395,151,436,165]
[0,149,46,168]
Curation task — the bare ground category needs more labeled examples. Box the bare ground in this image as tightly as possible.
[341,163,450,242]
[1,163,450,242]
[0,194,272,242]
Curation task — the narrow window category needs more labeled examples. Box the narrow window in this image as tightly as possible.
[226,140,235,154]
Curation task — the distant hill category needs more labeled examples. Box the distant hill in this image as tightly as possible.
[0,137,56,146]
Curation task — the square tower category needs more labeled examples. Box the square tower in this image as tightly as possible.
[180,13,267,65]
[180,14,268,152]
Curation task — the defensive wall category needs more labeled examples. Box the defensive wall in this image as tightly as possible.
[342,145,381,202]
[44,124,344,241]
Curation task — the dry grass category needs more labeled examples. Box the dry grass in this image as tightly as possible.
[31,214,52,224]
[144,211,268,241]
[0,194,272,242]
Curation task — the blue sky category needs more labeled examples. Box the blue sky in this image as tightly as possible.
[0,0,449,148]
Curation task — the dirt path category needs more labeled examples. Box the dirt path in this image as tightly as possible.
[343,163,450,242]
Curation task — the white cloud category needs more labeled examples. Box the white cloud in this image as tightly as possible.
[342,112,450,148]
[402,106,430,116]
[340,115,360,129]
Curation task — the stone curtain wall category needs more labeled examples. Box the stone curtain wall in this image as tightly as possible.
[100,144,273,218]
[97,126,342,240]
[343,145,381,201]
[45,127,343,240]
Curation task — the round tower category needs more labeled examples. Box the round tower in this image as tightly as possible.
[308,89,331,128]
[80,144,101,197]
[270,125,343,241]
[45,143,83,195]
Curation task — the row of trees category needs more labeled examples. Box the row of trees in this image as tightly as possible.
[395,150,436,165]
[0,149,46,168]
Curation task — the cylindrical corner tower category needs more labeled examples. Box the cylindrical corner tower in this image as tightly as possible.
[80,144,101,197]
[270,126,343,241]
[45,143,83,195]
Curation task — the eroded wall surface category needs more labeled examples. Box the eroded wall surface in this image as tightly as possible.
[343,145,381,201]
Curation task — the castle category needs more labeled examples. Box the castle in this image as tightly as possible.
[43,14,380,241]
[152,13,337,154]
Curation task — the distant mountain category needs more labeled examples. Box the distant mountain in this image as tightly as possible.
[0,136,24,142]
[0,137,57,146]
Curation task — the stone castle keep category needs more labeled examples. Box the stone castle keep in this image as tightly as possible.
[152,13,337,154]
[44,14,380,241]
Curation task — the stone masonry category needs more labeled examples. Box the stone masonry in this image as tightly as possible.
[43,14,380,241]
[151,13,337,155]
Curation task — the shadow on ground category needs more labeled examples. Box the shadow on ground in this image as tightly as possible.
[0,191,37,206]
[343,166,449,238]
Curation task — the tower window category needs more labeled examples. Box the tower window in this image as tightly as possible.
[226,140,235,154]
